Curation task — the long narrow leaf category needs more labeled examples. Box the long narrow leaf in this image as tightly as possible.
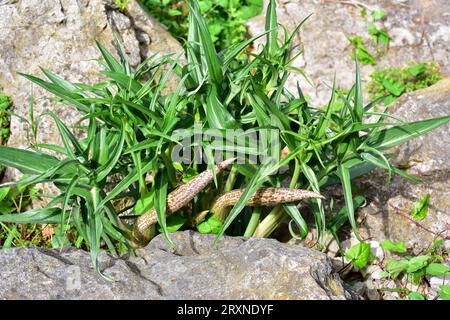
[364,115,450,151]
[337,163,361,241]
[0,146,66,174]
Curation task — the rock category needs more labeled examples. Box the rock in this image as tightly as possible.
[383,291,400,300]
[366,286,382,300]
[445,240,450,251]
[0,0,182,181]
[0,231,361,299]
[369,241,384,262]
[349,281,366,297]
[356,78,450,251]
[361,265,385,280]
[247,0,450,106]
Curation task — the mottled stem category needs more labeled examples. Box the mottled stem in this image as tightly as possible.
[211,188,324,222]
[131,158,237,246]
[253,159,302,237]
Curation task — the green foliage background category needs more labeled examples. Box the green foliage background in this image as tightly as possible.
[139,0,263,52]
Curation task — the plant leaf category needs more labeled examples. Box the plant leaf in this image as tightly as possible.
[408,292,425,300]
[426,263,450,276]
[411,194,429,221]
[345,242,371,268]
[338,163,361,241]
[0,207,63,224]
[154,168,175,249]
[364,115,450,151]
[0,145,71,175]
[439,285,450,300]
[406,255,430,273]
[380,240,407,253]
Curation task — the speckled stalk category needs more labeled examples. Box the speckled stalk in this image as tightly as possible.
[132,158,237,246]
[211,188,324,222]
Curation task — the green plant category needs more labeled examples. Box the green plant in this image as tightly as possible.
[439,285,450,300]
[367,10,390,55]
[367,62,442,105]
[0,93,11,176]
[380,240,406,253]
[115,0,130,11]
[139,0,263,54]
[349,9,391,65]
[349,36,376,65]
[345,241,373,268]
[380,239,450,299]
[0,185,53,248]
[0,0,450,274]
[411,193,429,221]
[0,93,10,146]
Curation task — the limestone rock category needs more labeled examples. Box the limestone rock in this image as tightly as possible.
[0,231,360,299]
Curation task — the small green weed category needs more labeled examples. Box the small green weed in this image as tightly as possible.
[367,62,442,104]
[348,36,376,65]
[345,241,373,268]
[0,93,10,146]
[115,0,130,11]
[0,93,11,177]
[0,185,53,248]
[382,239,450,300]
[349,9,390,65]
[410,193,430,221]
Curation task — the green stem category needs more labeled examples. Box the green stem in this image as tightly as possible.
[162,148,177,188]
[243,207,262,237]
[253,206,286,237]
[224,166,237,192]
[289,159,301,189]
[253,159,301,238]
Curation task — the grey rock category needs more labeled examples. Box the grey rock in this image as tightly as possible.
[0,0,182,181]
[356,78,450,251]
[247,0,450,106]
[0,231,360,299]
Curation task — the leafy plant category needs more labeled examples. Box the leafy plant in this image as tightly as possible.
[380,240,406,253]
[363,238,450,300]
[349,9,391,65]
[345,241,372,268]
[410,194,430,221]
[367,62,442,105]
[367,10,390,54]
[370,9,385,21]
[383,239,449,289]
[139,0,263,54]
[407,291,425,300]
[0,185,52,248]
[0,0,449,274]
[115,0,130,11]
[197,215,223,234]
[0,93,11,176]
[0,93,10,146]
[348,36,376,65]
[439,285,450,300]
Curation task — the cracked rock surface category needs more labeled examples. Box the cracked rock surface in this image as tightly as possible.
[0,0,182,181]
[0,231,360,299]
[247,0,450,106]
